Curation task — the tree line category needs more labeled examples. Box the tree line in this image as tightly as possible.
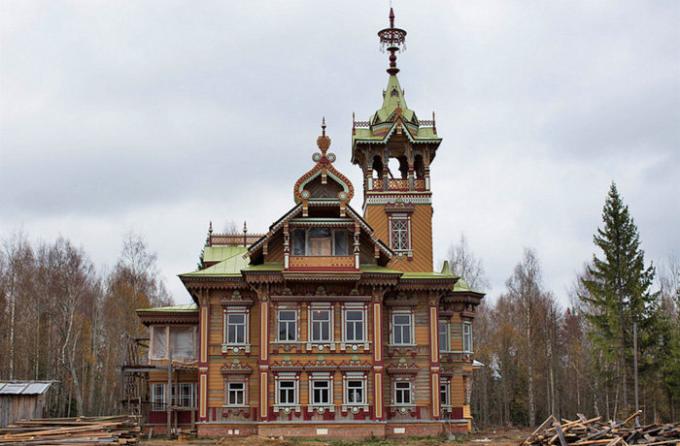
[461,183,680,427]
[0,233,172,417]
[1,185,678,424]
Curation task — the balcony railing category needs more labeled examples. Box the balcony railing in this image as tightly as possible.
[370,178,427,192]
[288,256,356,270]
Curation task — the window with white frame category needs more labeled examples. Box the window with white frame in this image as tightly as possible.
[310,378,332,406]
[277,309,297,342]
[389,215,410,252]
[392,312,413,345]
[310,308,332,343]
[276,379,298,406]
[439,320,450,352]
[440,380,450,407]
[345,379,365,405]
[225,311,248,345]
[394,381,412,405]
[226,382,246,406]
[463,321,473,353]
[344,306,365,343]
[151,383,166,411]
[178,383,195,408]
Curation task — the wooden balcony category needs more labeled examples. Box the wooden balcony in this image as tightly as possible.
[370,178,427,192]
[288,256,356,271]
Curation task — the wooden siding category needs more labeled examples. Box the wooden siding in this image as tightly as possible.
[364,204,433,272]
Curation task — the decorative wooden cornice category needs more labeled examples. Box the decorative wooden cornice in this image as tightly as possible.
[220,290,255,307]
[221,361,253,376]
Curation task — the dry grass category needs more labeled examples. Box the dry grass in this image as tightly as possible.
[140,427,531,446]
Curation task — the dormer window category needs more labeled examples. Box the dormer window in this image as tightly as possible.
[291,228,350,256]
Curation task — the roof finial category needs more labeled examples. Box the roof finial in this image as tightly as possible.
[378,6,407,75]
[316,117,331,156]
[242,221,248,247]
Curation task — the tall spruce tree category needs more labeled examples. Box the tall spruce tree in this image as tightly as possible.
[579,182,657,416]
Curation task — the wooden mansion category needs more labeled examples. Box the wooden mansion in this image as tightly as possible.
[126,9,484,439]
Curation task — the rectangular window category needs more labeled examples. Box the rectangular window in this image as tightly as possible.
[394,381,412,405]
[226,313,247,344]
[151,383,166,411]
[170,327,196,361]
[344,309,365,342]
[227,382,245,406]
[308,228,332,256]
[439,321,450,352]
[333,230,349,255]
[311,309,331,343]
[277,380,297,405]
[392,313,412,345]
[463,322,473,353]
[311,380,331,405]
[151,326,197,360]
[440,381,450,406]
[150,326,167,359]
[292,229,306,256]
[346,380,365,404]
[178,383,194,408]
[277,310,297,341]
[389,216,410,252]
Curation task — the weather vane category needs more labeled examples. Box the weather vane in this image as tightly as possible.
[378,7,407,75]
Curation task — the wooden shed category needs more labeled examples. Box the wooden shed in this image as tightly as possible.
[0,381,54,428]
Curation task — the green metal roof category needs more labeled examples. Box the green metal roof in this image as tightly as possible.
[183,247,249,277]
[203,246,248,263]
[243,262,283,272]
[401,271,456,280]
[137,304,198,313]
[359,264,402,274]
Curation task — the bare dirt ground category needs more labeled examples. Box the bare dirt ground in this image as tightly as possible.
[140,427,531,446]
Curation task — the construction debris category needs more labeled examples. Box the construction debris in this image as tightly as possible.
[0,415,140,445]
[521,411,680,446]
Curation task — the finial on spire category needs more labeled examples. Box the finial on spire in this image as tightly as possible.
[378,7,407,75]
[316,117,331,156]
[242,221,248,247]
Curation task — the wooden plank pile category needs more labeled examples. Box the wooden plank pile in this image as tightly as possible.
[0,415,140,445]
[521,411,680,446]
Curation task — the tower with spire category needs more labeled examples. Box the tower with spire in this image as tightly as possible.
[352,8,441,273]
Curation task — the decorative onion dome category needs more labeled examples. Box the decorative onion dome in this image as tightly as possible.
[293,119,354,215]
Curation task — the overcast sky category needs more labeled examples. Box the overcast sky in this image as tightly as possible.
[1,1,678,305]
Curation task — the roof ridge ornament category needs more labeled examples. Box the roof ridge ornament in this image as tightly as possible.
[378,7,407,75]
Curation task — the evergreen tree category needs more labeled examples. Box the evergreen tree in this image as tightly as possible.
[579,182,657,416]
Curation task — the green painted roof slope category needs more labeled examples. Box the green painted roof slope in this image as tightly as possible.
[401,271,456,280]
[375,75,414,123]
[203,246,247,263]
[360,264,402,274]
[182,247,249,277]
[137,304,198,313]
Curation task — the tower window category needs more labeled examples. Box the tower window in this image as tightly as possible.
[389,215,411,253]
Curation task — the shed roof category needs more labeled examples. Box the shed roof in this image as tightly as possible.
[0,381,53,395]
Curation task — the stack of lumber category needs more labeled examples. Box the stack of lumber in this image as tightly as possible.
[521,411,680,446]
[0,415,140,445]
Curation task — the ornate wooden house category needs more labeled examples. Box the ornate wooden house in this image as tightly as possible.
[135,9,484,439]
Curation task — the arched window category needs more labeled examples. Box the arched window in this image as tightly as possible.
[414,154,425,179]
[371,156,383,179]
